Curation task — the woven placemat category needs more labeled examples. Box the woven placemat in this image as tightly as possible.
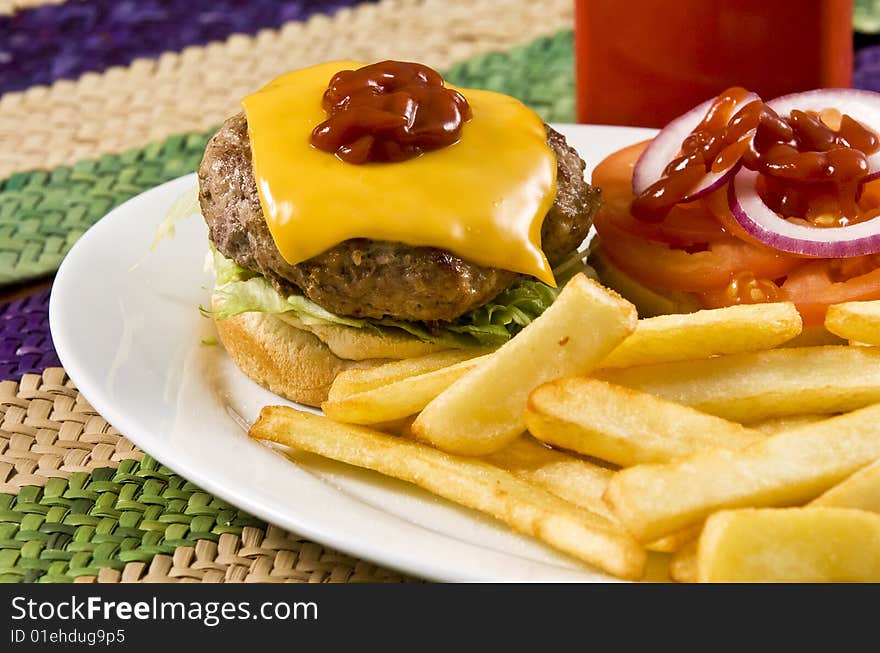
[0,131,213,284]
[0,367,414,583]
[857,0,880,33]
[0,0,573,179]
[0,288,60,380]
[0,0,366,94]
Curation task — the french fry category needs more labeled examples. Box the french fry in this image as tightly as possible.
[810,459,880,513]
[483,436,695,552]
[370,417,412,435]
[825,300,880,346]
[408,423,620,520]
[747,414,830,434]
[675,499,880,582]
[327,349,490,400]
[599,302,802,369]
[525,377,763,466]
[669,539,698,583]
[596,346,880,423]
[646,524,701,554]
[482,436,615,518]
[697,507,880,582]
[250,405,646,580]
[604,403,880,542]
[411,275,638,455]
[322,354,491,424]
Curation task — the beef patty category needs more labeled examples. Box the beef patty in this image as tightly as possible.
[199,112,600,322]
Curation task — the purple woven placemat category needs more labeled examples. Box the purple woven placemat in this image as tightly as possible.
[0,0,370,95]
[855,45,880,91]
[0,289,60,381]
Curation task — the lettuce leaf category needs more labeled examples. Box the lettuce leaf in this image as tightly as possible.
[151,187,200,251]
[207,247,594,347]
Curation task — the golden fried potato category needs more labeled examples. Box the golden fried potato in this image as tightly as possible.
[411,275,637,455]
[599,302,801,369]
[810,459,880,513]
[251,405,646,580]
[485,435,698,553]
[604,404,880,542]
[746,414,830,434]
[697,507,880,582]
[328,349,490,400]
[645,524,701,554]
[525,377,763,466]
[322,354,490,424]
[669,539,698,583]
[825,300,880,346]
[482,436,615,518]
[596,346,880,423]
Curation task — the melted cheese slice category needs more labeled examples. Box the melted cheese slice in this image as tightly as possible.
[243,61,558,284]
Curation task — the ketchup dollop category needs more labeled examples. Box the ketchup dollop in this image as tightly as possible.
[310,60,472,164]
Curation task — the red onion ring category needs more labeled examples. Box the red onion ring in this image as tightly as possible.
[768,89,880,181]
[632,91,761,200]
[729,167,880,257]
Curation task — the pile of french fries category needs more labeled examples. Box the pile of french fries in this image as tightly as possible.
[249,273,880,582]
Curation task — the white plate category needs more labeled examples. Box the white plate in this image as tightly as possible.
[50,124,658,582]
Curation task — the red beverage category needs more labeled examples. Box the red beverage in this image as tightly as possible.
[575,0,853,128]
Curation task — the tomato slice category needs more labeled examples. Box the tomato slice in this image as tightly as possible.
[594,214,804,292]
[599,197,729,247]
[780,258,880,326]
[591,140,646,216]
[703,185,779,250]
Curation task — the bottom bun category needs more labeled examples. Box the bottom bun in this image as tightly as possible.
[214,306,389,407]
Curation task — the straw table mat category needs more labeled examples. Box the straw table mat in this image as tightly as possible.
[3,1,880,583]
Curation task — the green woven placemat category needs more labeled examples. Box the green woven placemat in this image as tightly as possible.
[0,368,414,583]
[445,31,575,124]
[0,133,213,285]
[856,0,880,33]
[0,458,264,583]
[0,30,575,286]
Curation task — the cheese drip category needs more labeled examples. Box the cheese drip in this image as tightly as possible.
[243,61,558,284]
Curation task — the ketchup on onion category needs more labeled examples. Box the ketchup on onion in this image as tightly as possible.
[632,87,880,229]
[310,60,472,164]
[632,87,761,221]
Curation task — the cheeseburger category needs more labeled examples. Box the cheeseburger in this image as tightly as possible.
[198,60,600,406]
